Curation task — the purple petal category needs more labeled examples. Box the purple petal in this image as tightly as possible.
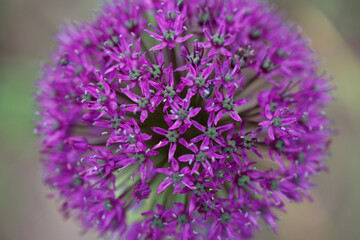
[140,110,148,122]
[189,194,196,213]
[178,137,189,148]
[268,126,275,140]
[171,158,179,171]
[214,87,223,101]
[219,47,232,56]
[189,107,201,117]
[228,111,242,122]
[259,120,270,128]
[234,98,248,107]
[178,154,194,162]
[155,168,172,175]
[169,119,182,130]
[144,29,163,41]
[123,90,139,102]
[182,177,195,189]
[151,127,168,136]
[173,182,182,193]
[215,109,226,125]
[191,120,206,132]
[191,162,200,173]
[217,123,234,132]
[153,139,169,149]
[175,34,193,43]
[168,142,177,160]
[157,178,172,194]
[202,161,214,176]
[190,134,204,143]
[274,150,286,170]
[202,135,210,146]
[265,104,273,119]
[140,164,146,182]
[150,42,168,51]
[201,62,215,79]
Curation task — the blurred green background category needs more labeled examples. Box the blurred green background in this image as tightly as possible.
[0,0,359,239]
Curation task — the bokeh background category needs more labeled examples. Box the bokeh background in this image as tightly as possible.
[0,0,359,239]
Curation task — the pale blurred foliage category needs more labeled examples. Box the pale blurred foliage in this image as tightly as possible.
[0,1,359,240]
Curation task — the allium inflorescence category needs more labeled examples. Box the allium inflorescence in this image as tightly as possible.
[36,0,333,239]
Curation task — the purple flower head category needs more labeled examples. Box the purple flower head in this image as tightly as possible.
[36,0,334,239]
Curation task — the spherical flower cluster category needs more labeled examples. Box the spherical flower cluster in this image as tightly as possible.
[36,0,333,239]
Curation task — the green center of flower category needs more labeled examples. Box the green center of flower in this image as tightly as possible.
[238,175,251,188]
[243,204,249,212]
[250,28,262,39]
[205,127,218,140]
[134,153,146,165]
[243,135,251,142]
[129,68,141,80]
[82,93,92,102]
[220,212,232,224]
[73,177,83,186]
[215,170,225,179]
[162,86,176,98]
[148,64,161,77]
[151,218,164,229]
[202,202,210,212]
[164,29,175,41]
[166,11,176,21]
[97,167,106,179]
[177,214,189,225]
[276,49,287,58]
[271,180,280,190]
[243,135,253,148]
[166,130,179,143]
[74,66,84,76]
[224,139,236,153]
[105,39,115,47]
[97,159,106,165]
[222,98,234,110]
[262,58,275,72]
[227,140,236,148]
[98,94,108,105]
[212,33,225,46]
[195,76,206,87]
[112,35,119,45]
[171,172,182,183]
[196,152,207,162]
[187,53,201,65]
[138,97,149,109]
[271,116,282,127]
[107,27,114,36]
[297,153,305,163]
[52,120,60,130]
[194,182,205,196]
[123,51,131,57]
[111,118,122,129]
[59,57,69,66]
[198,13,209,24]
[270,102,278,112]
[226,14,233,23]
[224,73,232,82]
[177,109,188,120]
[300,115,309,124]
[125,19,137,30]
[224,147,233,153]
[127,134,137,144]
[275,140,285,151]
[103,199,113,211]
[97,82,105,92]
